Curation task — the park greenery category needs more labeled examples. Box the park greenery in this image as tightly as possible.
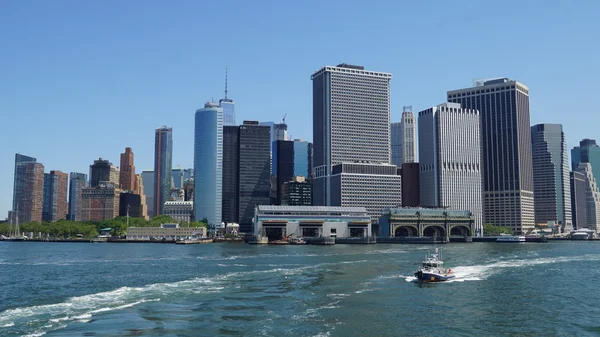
[483,223,512,236]
[0,215,207,239]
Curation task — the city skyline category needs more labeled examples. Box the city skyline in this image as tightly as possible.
[2,1,598,217]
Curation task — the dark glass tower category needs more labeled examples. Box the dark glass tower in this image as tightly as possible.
[448,78,534,234]
[238,121,271,233]
[154,126,173,216]
[90,158,111,188]
[531,124,572,231]
[273,140,295,205]
[222,125,240,224]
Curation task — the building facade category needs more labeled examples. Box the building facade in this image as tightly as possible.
[12,154,44,223]
[154,126,173,216]
[401,163,420,207]
[119,192,142,218]
[531,124,572,232]
[81,182,121,221]
[391,108,417,167]
[163,200,194,224]
[126,223,206,241]
[89,158,111,188]
[571,139,600,187]
[141,170,154,218]
[194,102,223,227]
[171,166,185,190]
[273,140,295,205]
[238,121,271,233]
[312,63,393,210]
[119,147,135,191]
[330,163,402,222]
[220,99,236,126]
[448,78,534,234]
[68,172,88,221]
[42,170,69,222]
[418,102,483,235]
[253,205,372,240]
[571,163,600,232]
[281,176,312,206]
[379,208,475,241]
[293,139,312,179]
[222,125,240,224]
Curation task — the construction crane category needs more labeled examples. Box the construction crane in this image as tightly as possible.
[282,113,287,124]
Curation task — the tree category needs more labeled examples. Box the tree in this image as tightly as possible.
[483,224,512,236]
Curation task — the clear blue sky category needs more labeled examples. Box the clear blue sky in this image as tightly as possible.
[2,0,599,217]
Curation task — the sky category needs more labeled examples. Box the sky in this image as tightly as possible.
[1,0,600,216]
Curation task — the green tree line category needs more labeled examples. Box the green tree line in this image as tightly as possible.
[0,215,207,239]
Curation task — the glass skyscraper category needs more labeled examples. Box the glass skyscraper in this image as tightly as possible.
[222,126,240,224]
[220,99,235,126]
[194,102,223,227]
[293,139,311,178]
[531,124,572,231]
[154,126,173,216]
[42,170,69,222]
[172,166,185,190]
[571,138,600,189]
[141,170,155,218]
[68,172,88,221]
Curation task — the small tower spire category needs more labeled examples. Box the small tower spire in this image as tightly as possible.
[224,68,228,99]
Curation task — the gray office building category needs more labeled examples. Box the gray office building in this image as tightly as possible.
[448,78,534,234]
[531,124,572,232]
[391,107,417,167]
[238,121,271,233]
[418,102,483,235]
[222,125,240,224]
[154,126,173,216]
[68,172,88,221]
[571,163,600,232]
[312,64,398,218]
[141,170,155,218]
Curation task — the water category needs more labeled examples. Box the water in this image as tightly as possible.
[1,242,599,337]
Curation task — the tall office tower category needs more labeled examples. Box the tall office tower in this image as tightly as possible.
[391,107,417,167]
[222,125,240,224]
[68,172,88,221]
[418,103,483,235]
[531,124,572,232]
[134,174,149,219]
[141,170,155,218]
[119,147,135,191]
[89,158,111,187]
[571,163,600,232]
[273,140,295,205]
[171,166,185,189]
[42,170,69,222]
[571,139,600,186]
[238,121,271,232]
[194,102,223,227]
[12,154,44,224]
[312,64,400,221]
[154,126,173,216]
[293,139,312,178]
[81,182,121,221]
[109,165,120,186]
[401,163,420,207]
[448,78,534,234]
[220,69,236,126]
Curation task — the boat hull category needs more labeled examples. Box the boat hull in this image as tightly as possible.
[414,271,455,282]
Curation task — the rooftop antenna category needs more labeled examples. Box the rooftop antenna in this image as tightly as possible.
[224,68,228,99]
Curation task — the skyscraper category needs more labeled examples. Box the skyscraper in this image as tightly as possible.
[12,154,44,224]
[448,78,534,234]
[293,139,312,178]
[571,163,600,232]
[222,125,240,224]
[109,165,120,187]
[89,158,111,188]
[571,139,600,187]
[68,172,88,221]
[194,102,223,227]
[273,140,295,205]
[42,170,69,222]
[531,124,572,232]
[391,107,417,167]
[141,170,155,218]
[119,147,135,191]
[171,166,185,190]
[418,102,483,234]
[220,69,236,126]
[312,64,401,221]
[154,126,173,216]
[238,121,271,232]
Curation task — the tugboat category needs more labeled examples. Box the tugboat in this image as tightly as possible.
[414,248,455,282]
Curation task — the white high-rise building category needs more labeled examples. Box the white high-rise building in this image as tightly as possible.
[418,102,483,235]
[391,107,417,167]
[573,163,600,232]
[312,64,400,221]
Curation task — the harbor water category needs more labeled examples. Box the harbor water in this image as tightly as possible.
[1,241,599,336]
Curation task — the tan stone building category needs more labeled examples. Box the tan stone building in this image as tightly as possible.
[126,223,206,240]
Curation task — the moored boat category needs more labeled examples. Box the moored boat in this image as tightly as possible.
[496,233,526,242]
[413,248,455,282]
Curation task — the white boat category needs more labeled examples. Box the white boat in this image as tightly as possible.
[496,234,526,242]
[413,248,455,282]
